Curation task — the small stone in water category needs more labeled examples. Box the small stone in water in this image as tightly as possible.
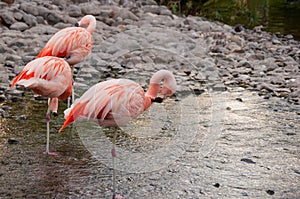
[285,132,296,136]
[0,108,5,117]
[15,115,26,120]
[266,190,275,195]
[292,169,300,175]
[0,94,6,102]
[8,138,20,145]
[241,158,256,164]
[263,94,271,99]
[235,97,243,102]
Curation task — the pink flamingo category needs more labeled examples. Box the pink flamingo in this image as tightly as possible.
[58,69,176,198]
[11,56,72,155]
[37,14,96,104]
[37,14,96,66]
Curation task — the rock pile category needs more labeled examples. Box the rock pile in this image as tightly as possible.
[0,0,299,105]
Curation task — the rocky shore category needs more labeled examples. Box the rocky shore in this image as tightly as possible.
[0,0,299,198]
[0,0,299,105]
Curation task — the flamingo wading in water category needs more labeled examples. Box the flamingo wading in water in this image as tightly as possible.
[37,15,96,105]
[59,69,176,197]
[11,56,72,155]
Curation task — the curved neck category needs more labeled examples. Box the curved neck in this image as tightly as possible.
[145,83,160,99]
[80,15,96,34]
[144,96,152,111]
[145,70,173,98]
[87,17,96,34]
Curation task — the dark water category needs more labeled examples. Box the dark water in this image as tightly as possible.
[161,0,300,40]
[204,0,300,40]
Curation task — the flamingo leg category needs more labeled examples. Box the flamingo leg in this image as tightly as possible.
[111,131,117,199]
[71,65,75,104]
[45,111,50,154]
[67,65,75,108]
[43,98,57,155]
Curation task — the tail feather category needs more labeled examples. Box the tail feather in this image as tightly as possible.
[11,70,34,88]
[36,46,53,58]
[59,102,87,132]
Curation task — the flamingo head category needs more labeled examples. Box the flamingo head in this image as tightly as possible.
[160,72,176,98]
[76,15,96,33]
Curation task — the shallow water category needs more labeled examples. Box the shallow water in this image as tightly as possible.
[1,86,299,198]
[0,89,214,198]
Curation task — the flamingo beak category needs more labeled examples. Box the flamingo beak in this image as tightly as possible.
[151,97,163,103]
[75,22,79,27]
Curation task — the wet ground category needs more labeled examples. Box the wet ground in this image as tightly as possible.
[1,85,299,198]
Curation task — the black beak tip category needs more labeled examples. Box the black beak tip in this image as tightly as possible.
[52,112,58,117]
[152,97,164,103]
[75,22,79,27]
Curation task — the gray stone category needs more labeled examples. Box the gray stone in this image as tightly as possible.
[10,22,29,31]
[142,5,160,15]
[23,13,38,27]
[68,5,82,17]
[159,6,172,16]
[140,0,157,5]
[36,16,46,24]
[37,6,50,18]
[5,54,22,62]
[0,94,6,102]
[0,10,16,26]
[13,12,24,21]
[197,21,211,32]
[45,11,64,25]
[115,9,139,21]
[25,24,58,35]
[20,2,39,16]
[80,2,104,15]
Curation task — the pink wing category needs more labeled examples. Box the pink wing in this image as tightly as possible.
[59,79,146,131]
[37,27,92,65]
[11,56,72,100]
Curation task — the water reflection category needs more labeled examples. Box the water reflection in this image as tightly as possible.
[204,0,300,39]
[158,0,300,40]
[0,90,214,197]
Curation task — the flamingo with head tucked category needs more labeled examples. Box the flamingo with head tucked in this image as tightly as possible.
[37,15,96,65]
[37,15,96,105]
[11,56,72,155]
[58,69,176,198]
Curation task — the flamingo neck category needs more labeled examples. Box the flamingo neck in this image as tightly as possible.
[86,16,96,34]
[144,96,152,111]
[145,83,160,99]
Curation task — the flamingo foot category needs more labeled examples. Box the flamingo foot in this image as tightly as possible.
[111,148,116,157]
[43,151,58,156]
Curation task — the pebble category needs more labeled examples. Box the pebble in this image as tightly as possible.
[10,22,29,31]
[0,107,5,117]
[240,158,256,164]
[266,190,275,195]
[15,115,27,120]
[0,94,6,102]
[7,138,20,144]
[0,10,16,26]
